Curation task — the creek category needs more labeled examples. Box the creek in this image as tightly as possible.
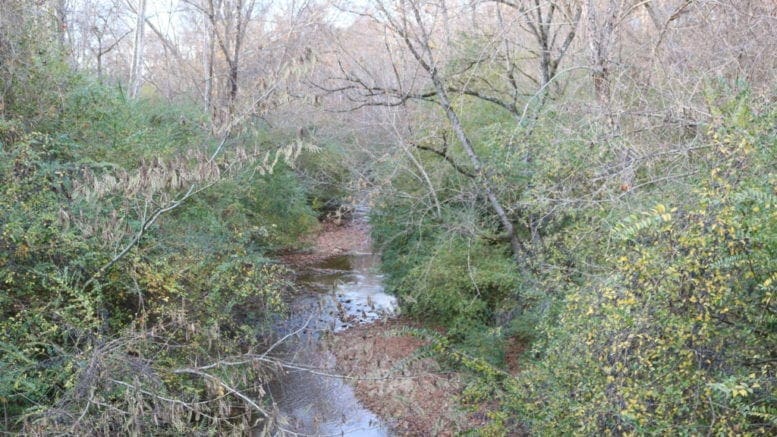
[266,248,398,435]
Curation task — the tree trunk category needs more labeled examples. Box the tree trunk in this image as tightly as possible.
[205,14,215,115]
[129,0,147,99]
[227,0,247,116]
[431,75,525,262]
[402,1,526,262]
[585,0,633,186]
[54,0,68,49]
[97,51,103,81]
[228,60,238,109]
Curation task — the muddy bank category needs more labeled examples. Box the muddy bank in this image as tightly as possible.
[326,319,483,435]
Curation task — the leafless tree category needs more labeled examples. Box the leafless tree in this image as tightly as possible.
[182,0,262,118]
[475,0,583,102]
[328,0,530,262]
[68,0,130,80]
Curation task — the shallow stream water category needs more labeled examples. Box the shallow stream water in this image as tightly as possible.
[266,252,398,436]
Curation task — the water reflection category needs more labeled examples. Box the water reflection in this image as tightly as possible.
[266,254,396,436]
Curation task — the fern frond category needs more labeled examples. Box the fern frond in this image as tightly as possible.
[746,405,777,426]
[612,204,674,240]
[711,253,751,269]
[733,188,777,208]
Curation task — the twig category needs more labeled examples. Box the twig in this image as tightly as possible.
[170,368,270,417]
[412,143,475,179]
[82,182,212,291]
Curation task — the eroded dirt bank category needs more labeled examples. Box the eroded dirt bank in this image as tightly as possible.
[328,319,481,435]
[280,218,483,435]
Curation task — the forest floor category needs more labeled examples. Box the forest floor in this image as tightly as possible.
[280,218,486,435]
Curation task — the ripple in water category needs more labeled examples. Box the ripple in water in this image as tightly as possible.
[267,253,396,436]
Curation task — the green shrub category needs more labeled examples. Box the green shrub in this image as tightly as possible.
[510,105,776,435]
[1,42,319,431]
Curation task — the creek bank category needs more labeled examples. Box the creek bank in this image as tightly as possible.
[278,217,486,435]
[326,318,485,435]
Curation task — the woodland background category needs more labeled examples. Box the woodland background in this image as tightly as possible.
[1,0,775,434]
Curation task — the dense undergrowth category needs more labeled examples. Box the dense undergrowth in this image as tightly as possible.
[2,2,775,435]
[0,25,325,434]
[371,94,776,434]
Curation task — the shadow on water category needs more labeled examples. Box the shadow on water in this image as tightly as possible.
[264,252,397,436]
